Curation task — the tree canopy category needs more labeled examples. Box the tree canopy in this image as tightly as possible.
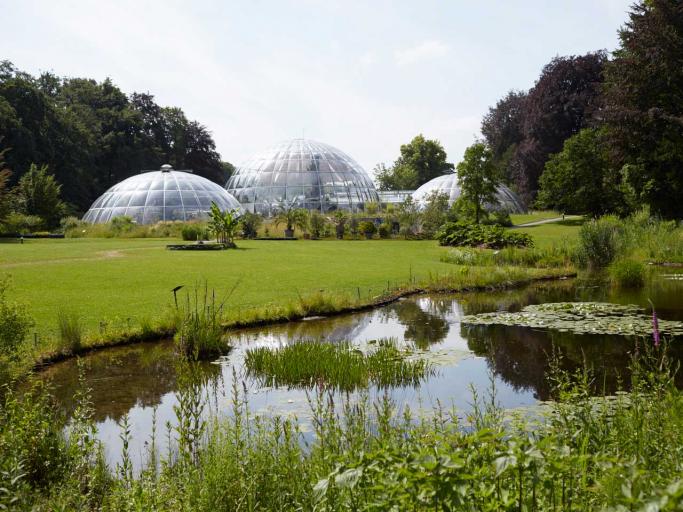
[602,0,683,218]
[0,61,232,213]
[456,142,500,224]
[376,134,454,191]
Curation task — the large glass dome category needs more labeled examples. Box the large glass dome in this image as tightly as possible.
[226,138,379,215]
[412,173,526,213]
[83,165,242,224]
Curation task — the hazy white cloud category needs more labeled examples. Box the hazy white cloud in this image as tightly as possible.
[394,40,449,67]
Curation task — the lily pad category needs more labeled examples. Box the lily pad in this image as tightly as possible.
[462,302,683,337]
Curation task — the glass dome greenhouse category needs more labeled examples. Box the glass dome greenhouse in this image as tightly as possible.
[226,138,379,215]
[83,165,242,224]
[411,173,526,213]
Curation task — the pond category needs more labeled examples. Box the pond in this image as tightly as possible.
[32,268,683,467]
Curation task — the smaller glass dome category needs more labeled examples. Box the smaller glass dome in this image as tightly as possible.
[83,166,242,224]
[412,173,526,213]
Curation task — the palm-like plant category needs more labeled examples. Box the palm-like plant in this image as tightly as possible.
[209,202,240,245]
[273,199,308,237]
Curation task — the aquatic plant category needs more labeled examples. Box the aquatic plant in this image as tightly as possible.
[174,284,230,360]
[244,339,432,391]
[462,302,683,337]
[609,258,645,288]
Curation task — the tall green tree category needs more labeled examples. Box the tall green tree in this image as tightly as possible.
[456,142,499,224]
[375,135,454,191]
[16,164,66,229]
[537,128,623,216]
[603,0,683,218]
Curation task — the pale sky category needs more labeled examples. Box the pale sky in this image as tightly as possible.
[2,0,632,174]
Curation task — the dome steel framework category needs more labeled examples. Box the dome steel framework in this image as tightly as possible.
[411,173,526,213]
[226,139,379,215]
[83,165,242,224]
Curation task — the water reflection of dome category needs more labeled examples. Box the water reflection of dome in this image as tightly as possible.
[412,173,526,213]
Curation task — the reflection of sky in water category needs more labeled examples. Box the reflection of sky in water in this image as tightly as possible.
[33,273,683,469]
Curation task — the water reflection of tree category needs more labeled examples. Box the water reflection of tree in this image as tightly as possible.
[390,300,450,349]
[462,324,637,400]
[458,279,578,315]
[33,341,221,423]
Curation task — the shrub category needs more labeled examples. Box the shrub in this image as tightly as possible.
[309,211,327,239]
[378,222,392,239]
[181,224,209,241]
[358,221,377,238]
[436,222,533,249]
[609,258,645,288]
[440,245,573,268]
[575,215,624,269]
[239,212,262,239]
[0,278,34,361]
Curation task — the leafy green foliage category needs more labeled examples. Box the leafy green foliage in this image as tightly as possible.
[0,61,230,212]
[375,134,454,190]
[57,310,83,354]
[441,244,573,268]
[181,223,209,241]
[358,221,376,238]
[457,142,500,223]
[16,163,67,229]
[437,222,533,249]
[419,191,450,238]
[238,212,262,239]
[603,0,683,219]
[308,211,327,238]
[537,128,623,215]
[273,200,308,236]
[208,203,240,245]
[609,258,646,288]
[575,216,624,269]
[0,277,33,363]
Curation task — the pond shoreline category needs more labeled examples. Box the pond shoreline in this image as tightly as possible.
[28,270,576,374]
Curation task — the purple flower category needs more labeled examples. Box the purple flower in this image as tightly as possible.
[652,308,661,347]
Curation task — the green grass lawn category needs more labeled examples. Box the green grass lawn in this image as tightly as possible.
[0,219,581,344]
[0,238,458,338]
[510,210,561,225]
[510,219,583,248]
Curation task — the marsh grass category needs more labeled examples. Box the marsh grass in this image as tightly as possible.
[244,338,432,390]
[441,244,574,268]
[57,310,83,353]
[174,284,230,360]
[609,258,646,288]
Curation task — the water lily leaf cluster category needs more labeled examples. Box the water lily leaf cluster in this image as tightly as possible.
[462,302,683,337]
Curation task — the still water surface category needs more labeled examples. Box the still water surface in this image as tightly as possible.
[34,271,683,466]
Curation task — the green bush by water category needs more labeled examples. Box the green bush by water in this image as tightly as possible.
[244,339,432,390]
[575,215,624,269]
[609,258,646,288]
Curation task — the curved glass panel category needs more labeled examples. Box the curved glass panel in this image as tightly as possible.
[412,174,526,213]
[83,168,242,224]
[226,139,379,215]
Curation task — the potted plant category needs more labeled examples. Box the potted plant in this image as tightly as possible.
[359,220,377,239]
[273,200,308,238]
